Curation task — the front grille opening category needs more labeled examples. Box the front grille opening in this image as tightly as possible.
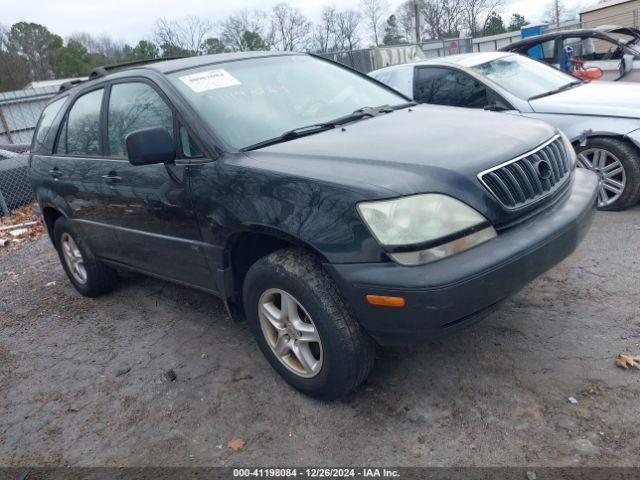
[479,136,572,209]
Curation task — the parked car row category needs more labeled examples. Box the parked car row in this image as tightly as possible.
[371,51,640,211]
[30,51,599,399]
[501,25,640,82]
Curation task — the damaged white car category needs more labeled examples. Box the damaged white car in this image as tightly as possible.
[370,52,640,210]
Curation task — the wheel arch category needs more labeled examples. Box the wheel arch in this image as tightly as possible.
[41,204,66,242]
[223,227,330,322]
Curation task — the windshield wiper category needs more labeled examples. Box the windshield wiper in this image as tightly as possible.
[243,123,337,151]
[243,103,412,151]
[529,81,583,101]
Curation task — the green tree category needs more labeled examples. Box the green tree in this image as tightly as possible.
[382,14,405,45]
[203,37,226,54]
[484,12,506,35]
[54,39,93,77]
[124,40,159,61]
[6,22,63,80]
[0,26,30,91]
[240,31,268,51]
[508,13,529,32]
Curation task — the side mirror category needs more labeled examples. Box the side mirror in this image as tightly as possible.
[125,127,176,166]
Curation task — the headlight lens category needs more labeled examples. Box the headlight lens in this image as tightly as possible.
[357,194,496,266]
[560,131,577,168]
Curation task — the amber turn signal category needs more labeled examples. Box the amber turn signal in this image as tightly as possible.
[366,295,405,307]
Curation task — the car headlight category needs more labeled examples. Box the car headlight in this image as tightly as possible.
[357,193,497,266]
[559,130,577,168]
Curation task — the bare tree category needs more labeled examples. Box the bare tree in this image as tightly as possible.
[154,16,215,55]
[421,0,463,38]
[312,6,338,52]
[334,10,362,51]
[397,1,417,43]
[360,0,390,46]
[460,0,504,36]
[543,0,576,26]
[221,9,270,51]
[270,3,311,51]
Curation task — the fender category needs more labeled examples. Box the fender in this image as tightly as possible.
[524,112,640,145]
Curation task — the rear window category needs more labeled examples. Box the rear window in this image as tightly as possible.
[56,89,104,156]
[31,97,67,155]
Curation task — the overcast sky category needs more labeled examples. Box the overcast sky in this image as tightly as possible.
[4,0,591,44]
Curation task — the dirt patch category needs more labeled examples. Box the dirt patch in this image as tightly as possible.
[0,207,639,467]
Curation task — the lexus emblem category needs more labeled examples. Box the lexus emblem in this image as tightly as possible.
[536,160,552,180]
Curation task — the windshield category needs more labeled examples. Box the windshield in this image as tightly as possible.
[169,55,407,150]
[472,54,579,100]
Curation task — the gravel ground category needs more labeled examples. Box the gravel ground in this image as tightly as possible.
[1,206,639,467]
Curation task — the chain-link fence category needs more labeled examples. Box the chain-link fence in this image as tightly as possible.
[0,147,32,217]
[0,86,56,216]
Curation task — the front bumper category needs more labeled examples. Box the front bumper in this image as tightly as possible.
[325,169,599,346]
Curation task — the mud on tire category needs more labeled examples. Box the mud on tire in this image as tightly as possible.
[243,248,375,400]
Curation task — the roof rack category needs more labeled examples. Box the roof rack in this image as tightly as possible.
[88,56,188,80]
[58,56,189,92]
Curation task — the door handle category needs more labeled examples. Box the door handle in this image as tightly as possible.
[49,167,62,179]
[101,173,122,185]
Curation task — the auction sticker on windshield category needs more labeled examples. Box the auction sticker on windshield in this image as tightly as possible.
[179,69,241,93]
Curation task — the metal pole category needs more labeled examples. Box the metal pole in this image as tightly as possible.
[414,0,421,44]
[0,107,14,144]
[0,189,10,217]
[555,0,561,27]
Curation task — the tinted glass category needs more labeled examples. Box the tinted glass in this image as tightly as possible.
[414,67,488,108]
[32,97,67,154]
[538,40,556,62]
[472,54,577,100]
[180,126,203,158]
[107,82,173,157]
[57,89,104,156]
[169,55,406,150]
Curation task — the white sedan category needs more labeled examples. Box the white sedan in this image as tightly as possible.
[370,51,640,210]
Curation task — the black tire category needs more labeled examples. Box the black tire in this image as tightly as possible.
[243,248,375,400]
[53,216,117,297]
[575,137,640,211]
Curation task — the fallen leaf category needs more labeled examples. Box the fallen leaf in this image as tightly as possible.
[616,354,640,369]
[227,438,245,451]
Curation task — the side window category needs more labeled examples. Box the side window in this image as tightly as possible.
[107,82,173,158]
[56,89,104,156]
[414,68,488,109]
[527,40,556,63]
[179,126,203,158]
[563,37,591,59]
[32,97,67,154]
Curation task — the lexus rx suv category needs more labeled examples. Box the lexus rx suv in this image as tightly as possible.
[30,52,598,399]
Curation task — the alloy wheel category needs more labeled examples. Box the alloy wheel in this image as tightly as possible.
[258,288,323,378]
[576,148,626,208]
[60,233,87,284]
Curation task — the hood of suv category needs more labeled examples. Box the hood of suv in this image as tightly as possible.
[247,104,555,196]
[244,105,557,225]
[529,81,640,118]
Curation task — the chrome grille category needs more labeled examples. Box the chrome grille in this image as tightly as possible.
[479,136,572,209]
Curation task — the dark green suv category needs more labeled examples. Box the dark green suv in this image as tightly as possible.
[30,52,598,399]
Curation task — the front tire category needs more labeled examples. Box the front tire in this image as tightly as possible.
[53,216,117,297]
[575,137,640,211]
[243,248,375,400]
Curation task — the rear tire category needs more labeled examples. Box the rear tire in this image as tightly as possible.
[243,248,375,400]
[575,137,640,211]
[53,216,117,297]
